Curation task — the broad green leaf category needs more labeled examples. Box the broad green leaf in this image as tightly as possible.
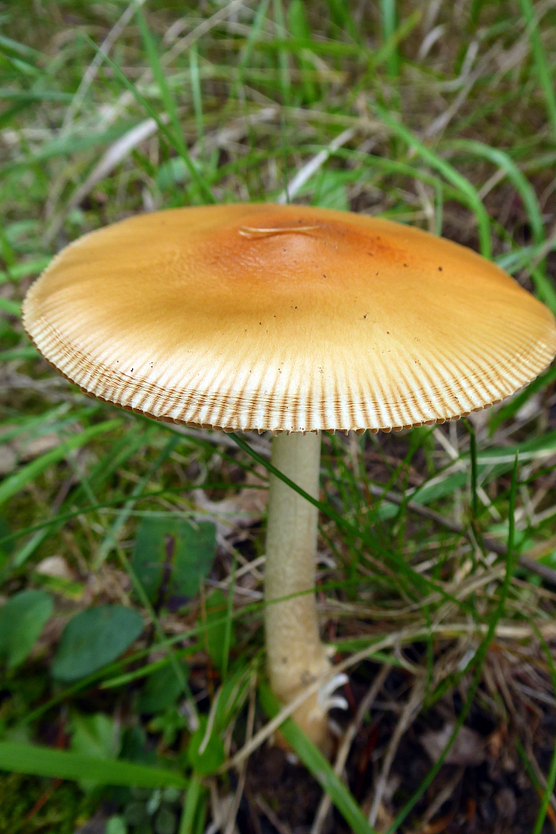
[0,589,53,669]
[132,515,216,606]
[52,605,144,682]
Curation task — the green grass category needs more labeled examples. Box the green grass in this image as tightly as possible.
[2,1,556,832]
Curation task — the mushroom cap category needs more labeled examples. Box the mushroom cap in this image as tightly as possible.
[22,203,556,433]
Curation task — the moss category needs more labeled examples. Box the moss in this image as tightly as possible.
[0,772,93,834]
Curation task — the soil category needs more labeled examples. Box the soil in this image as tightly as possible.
[238,665,555,834]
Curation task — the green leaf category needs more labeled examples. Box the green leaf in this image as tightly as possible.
[154,806,177,834]
[149,707,188,748]
[132,515,216,606]
[138,663,188,714]
[311,171,349,211]
[0,589,53,669]
[106,817,127,834]
[0,516,14,568]
[200,589,235,674]
[71,711,121,791]
[0,741,187,788]
[52,605,144,682]
[214,668,251,731]
[186,717,225,776]
[71,711,121,761]
[0,297,21,316]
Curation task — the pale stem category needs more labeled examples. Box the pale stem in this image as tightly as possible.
[264,430,332,748]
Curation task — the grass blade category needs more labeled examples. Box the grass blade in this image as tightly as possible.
[519,0,556,141]
[531,627,556,834]
[82,33,215,204]
[0,419,120,509]
[380,0,399,77]
[259,683,378,834]
[134,4,192,171]
[0,741,187,788]
[386,456,520,832]
[372,106,492,258]
[445,138,556,311]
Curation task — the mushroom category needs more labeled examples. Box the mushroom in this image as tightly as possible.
[22,203,556,750]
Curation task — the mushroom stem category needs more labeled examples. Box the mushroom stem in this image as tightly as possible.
[264,430,332,749]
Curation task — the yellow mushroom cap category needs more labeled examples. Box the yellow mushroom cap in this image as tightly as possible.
[22,203,556,433]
